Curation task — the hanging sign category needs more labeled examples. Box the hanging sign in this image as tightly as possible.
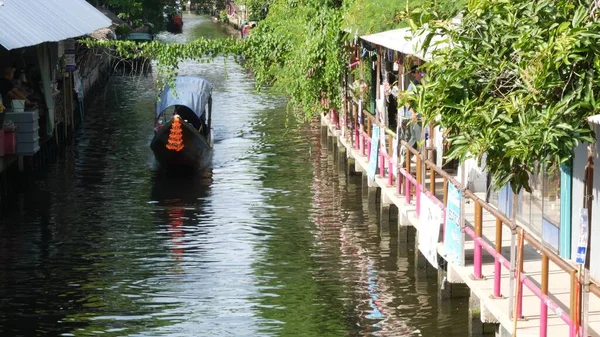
[367,124,380,181]
[443,183,463,266]
[64,39,76,71]
[576,208,589,265]
[418,192,443,269]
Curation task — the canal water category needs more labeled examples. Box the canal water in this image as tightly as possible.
[0,14,472,337]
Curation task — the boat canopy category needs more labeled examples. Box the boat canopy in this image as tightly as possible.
[156,76,213,118]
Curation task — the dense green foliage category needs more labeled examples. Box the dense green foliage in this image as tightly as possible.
[241,0,463,118]
[87,0,169,30]
[410,0,599,192]
[242,0,345,118]
[87,37,242,90]
[341,0,464,36]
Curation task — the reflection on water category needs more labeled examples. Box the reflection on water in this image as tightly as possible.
[0,14,472,337]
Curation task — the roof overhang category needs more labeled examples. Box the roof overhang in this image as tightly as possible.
[588,114,600,125]
[0,0,111,50]
[360,27,450,61]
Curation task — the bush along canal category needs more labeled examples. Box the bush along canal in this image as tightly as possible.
[0,14,480,337]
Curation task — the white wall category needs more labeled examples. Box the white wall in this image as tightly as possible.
[457,155,487,193]
[572,142,587,259]
[589,124,600,281]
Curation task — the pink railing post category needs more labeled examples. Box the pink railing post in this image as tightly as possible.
[362,134,366,156]
[415,156,421,217]
[379,149,384,177]
[405,174,411,205]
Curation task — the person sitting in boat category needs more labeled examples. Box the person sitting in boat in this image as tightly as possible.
[174,105,201,129]
[174,105,208,136]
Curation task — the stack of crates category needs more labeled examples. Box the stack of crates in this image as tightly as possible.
[4,109,40,156]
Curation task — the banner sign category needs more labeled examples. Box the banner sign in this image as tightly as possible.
[443,183,463,266]
[576,208,589,265]
[64,39,76,71]
[418,192,443,269]
[367,124,380,181]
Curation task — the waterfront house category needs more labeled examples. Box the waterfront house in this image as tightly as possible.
[0,0,111,155]
[331,24,600,335]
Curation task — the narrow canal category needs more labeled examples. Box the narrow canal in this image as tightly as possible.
[0,15,472,337]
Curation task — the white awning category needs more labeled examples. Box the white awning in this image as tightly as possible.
[360,27,450,61]
[0,0,112,50]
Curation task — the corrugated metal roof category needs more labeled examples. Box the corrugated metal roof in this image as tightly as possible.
[588,114,600,125]
[360,27,450,61]
[0,0,112,50]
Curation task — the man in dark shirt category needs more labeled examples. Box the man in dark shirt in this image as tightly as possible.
[0,67,31,107]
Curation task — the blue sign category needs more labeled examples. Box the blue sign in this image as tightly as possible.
[444,183,463,266]
[576,208,589,265]
[367,124,380,181]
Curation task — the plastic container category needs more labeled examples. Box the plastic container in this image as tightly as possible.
[3,124,17,155]
[11,100,25,111]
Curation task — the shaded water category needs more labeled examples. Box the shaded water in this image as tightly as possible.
[0,14,471,337]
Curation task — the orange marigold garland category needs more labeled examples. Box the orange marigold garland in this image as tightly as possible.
[166,115,185,152]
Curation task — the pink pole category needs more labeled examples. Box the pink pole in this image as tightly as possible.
[367,142,371,161]
[474,241,482,279]
[405,176,411,205]
[494,258,502,298]
[541,300,548,337]
[379,151,384,177]
[354,127,359,149]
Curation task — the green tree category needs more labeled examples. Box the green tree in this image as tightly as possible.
[87,0,168,30]
[410,0,598,192]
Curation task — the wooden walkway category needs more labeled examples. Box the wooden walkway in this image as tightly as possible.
[322,114,600,337]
